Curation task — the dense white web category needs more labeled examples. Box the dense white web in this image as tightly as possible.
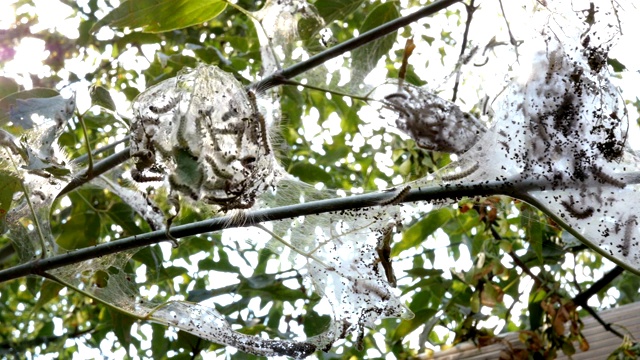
[390,2,640,271]
[130,64,280,211]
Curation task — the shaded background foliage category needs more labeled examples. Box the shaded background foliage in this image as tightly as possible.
[1,0,640,359]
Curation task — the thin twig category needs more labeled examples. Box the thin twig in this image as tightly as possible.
[492,219,627,339]
[277,78,371,102]
[570,265,625,339]
[77,112,94,175]
[451,0,477,103]
[498,0,520,60]
[253,224,331,269]
[72,136,129,164]
[490,224,544,286]
[57,148,132,198]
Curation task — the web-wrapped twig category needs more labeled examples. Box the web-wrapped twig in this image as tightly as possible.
[381,83,487,154]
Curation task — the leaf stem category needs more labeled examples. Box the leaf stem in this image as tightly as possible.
[77,112,94,175]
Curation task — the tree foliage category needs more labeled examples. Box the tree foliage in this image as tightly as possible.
[1,0,640,359]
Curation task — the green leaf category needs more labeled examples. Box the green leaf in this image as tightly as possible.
[36,320,55,338]
[0,77,19,99]
[608,57,626,72]
[91,0,227,33]
[288,162,333,185]
[315,0,366,25]
[352,2,400,83]
[108,309,136,353]
[105,202,144,236]
[470,291,480,313]
[30,280,64,316]
[303,311,331,337]
[90,86,116,111]
[0,171,20,234]
[528,288,546,330]
[56,192,102,250]
[392,308,437,342]
[404,268,443,278]
[394,208,454,256]
[245,273,276,289]
[177,329,208,352]
[521,205,543,264]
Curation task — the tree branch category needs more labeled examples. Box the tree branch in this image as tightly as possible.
[57,148,131,198]
[71,136,129,164]
[10,174,639,283]
[568,265,626,338]
[254,0,463,90]
[571,266,624,308]
[0,179,527,283]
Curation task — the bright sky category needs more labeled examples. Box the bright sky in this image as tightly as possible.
[2,0,640,359]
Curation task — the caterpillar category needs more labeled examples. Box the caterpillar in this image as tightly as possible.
[247,89,272,155]
[622,215,637,257]
[440,161,480,181]
[384,92,409,101]
[591,165,626,189]
[379,186,411,206]
[560,196,594,219]
[148,95,178,114]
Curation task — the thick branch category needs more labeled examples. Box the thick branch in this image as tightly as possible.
[11,175,636,283]
[0,179,522,283]
[5,174,640,282]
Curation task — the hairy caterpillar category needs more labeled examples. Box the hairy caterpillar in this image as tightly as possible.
[591,165,626,189]
[622,215,637,257]
[376,224,398,287]
[560,195,594,219]
[148,95,178,114]
[379,186,411,206]
[440,161,480,181]
[247,89,272,156]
